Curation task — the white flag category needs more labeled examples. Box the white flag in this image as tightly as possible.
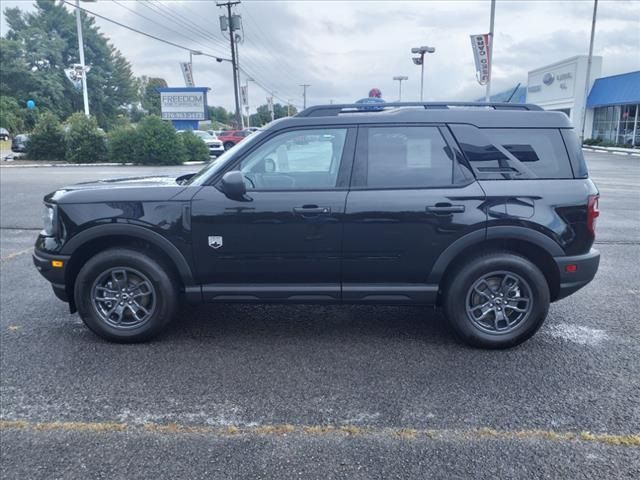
[470,34,491,85]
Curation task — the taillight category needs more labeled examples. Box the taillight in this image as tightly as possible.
[587,195,600,237]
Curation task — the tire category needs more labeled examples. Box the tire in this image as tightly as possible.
[443,251,550,349]
[74,248,178,343]
[223,141,235,150]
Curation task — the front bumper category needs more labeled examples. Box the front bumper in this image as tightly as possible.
[33,249,70,302]
[554,248,600,301]
[208,144,225,156]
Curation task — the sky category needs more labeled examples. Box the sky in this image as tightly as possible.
[1,0,639,112]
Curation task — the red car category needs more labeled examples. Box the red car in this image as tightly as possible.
[218,129,253,150]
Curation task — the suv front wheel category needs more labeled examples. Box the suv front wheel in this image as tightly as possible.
[444,252,550,349]
[74,248,178,343]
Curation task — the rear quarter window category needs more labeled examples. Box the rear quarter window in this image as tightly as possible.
[450,125,574,179]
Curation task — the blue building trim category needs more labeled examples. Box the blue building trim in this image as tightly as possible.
[587,71,640,108]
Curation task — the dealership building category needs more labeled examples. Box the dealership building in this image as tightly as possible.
[482,56,640,146]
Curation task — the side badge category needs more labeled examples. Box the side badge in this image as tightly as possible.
[208,236,223,249]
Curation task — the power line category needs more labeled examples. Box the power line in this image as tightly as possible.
[110,0,223,57]
[60,0,228,61]
[62,0,302,111]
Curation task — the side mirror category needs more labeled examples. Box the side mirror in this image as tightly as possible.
[220,170,247,199]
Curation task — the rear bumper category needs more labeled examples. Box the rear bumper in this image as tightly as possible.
[554,248,600,301]
[33,249,70,302]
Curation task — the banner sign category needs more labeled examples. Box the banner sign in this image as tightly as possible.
[160,90,206,120]
[470,33,491,85]
[180,62,195,87]
[240,85,248,106]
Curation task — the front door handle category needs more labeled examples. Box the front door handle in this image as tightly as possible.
[426,203,465,215]
[293,205,331,215]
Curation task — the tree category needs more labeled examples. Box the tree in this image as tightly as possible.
[139,76,168,116]
[250,103,296,127]
[0,96,25,133]
[1,0,136,128]
[207,106,232,126]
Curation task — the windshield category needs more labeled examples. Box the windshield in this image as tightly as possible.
[186,129,266,186]
[193,131,213,139]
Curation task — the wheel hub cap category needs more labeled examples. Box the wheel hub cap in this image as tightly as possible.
[465,270,533,334]
[91,267,156,330]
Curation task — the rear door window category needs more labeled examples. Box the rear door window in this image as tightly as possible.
[353,126,457,188]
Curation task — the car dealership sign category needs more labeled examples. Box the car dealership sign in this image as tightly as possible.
[470,33,491,85]
[158,88,208,121]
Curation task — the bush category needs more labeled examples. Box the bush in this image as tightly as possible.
[108,126,137,163]
[65,113,107,163]
[26,112,66,160]
[133,115,185,165]
[179,131,209,162]
[583,138,602,146]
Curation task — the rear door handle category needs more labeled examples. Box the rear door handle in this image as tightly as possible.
[426,204,465,215]
[293,205,331,215]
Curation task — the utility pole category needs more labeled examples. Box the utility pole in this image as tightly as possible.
[581,0,598,141]
[75,0,90,117]
[485,0,496,102]
[393,75,408,101]
[300,84,311,109]
[217,1,242,128]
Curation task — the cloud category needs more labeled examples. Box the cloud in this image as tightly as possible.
[2,0,639,110]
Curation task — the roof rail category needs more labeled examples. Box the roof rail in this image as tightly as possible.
[296,102,543,117]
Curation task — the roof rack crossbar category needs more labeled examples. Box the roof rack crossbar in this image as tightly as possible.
[297,102,543,117]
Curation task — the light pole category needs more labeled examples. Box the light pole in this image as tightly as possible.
[581,0,598,141]
[393,75,408,102]
[75,0,95,117]
[411,46,435,102]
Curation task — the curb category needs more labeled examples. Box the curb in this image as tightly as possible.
[582,146,640,157]
[0,161,206,168]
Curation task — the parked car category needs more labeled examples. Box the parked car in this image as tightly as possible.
[33,102,600,348]
[217,129,253,150]
[11,134,29,152]
[178,130,224,157]
[0,127,10,141]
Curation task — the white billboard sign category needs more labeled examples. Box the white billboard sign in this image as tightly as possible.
[160,91,206,120]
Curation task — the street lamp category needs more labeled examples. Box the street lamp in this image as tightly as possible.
[392,75,408,102]
[411,45,435,102]
[75,0,97,117]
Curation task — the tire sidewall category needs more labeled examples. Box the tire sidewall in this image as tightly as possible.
[445,253,550,349]
[74,249,177,343]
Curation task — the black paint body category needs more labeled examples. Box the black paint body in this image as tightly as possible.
[33,105,600,310]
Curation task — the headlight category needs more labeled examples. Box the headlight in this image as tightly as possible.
[42,204,57,236]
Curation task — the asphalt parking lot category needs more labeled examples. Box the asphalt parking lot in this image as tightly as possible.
[1,152,639,479]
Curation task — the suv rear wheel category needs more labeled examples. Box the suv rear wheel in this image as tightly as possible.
[444,252,550,349]
[74,248,178,343]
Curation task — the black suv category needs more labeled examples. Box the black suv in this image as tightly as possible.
[33,102,600,348]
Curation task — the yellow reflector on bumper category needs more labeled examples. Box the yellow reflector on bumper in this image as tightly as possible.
[51,260,64,268]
